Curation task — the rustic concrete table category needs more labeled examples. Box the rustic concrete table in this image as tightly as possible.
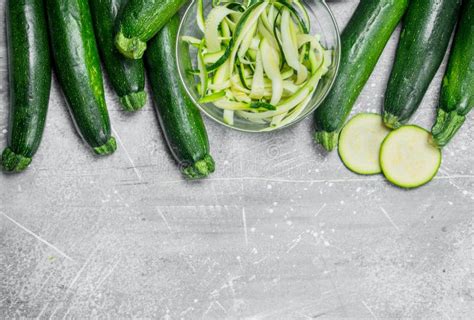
[1,1,472,319]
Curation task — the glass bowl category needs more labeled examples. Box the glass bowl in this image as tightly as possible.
[176,0,341,132]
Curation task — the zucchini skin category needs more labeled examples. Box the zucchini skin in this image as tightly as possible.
[314,0,408,151]
[115,0,188,59]
[89,0,147,112]
[2,0,52,172]
[383,0,462,129]
[45,0,116,155]
[432,0,474,147]
[145,15,215,179]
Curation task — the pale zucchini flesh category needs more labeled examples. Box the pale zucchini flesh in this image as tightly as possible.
[338,113,391,175]
[380,125,441,188]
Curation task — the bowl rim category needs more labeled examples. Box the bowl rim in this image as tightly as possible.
[176,0,341,133]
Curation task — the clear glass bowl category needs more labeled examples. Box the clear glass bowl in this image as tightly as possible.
[176,0,341,132]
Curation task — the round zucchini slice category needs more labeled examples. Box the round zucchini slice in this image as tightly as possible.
[380,125,442,188]
[338,113,391,175]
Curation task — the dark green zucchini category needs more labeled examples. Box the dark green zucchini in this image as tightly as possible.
[314,0,409,151]
[89,0,147,111]
[432,0,474,147]
[115,0,188,59]
[383,0,462,129]
[2,0,52,172]
[45,0,116,155]
[145,15,215,179]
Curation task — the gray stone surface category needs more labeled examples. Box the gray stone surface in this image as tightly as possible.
[0,1,473,319]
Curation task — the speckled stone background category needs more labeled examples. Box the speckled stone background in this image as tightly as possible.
[1,1,473,319]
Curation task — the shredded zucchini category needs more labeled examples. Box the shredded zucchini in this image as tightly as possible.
[197,0,206,32]
[197,40,208,97]
[186,0,332,129]
[250,50,265,99]
[205,7,237,52]
[261,38,283,105]
[223,110,235,125]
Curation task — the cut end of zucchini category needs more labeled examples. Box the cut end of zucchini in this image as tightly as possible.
[182,154,216,179]
[383,112,402,129]
[314,130,338,152]
[338,113,391,175]
[115,31,147,60]
[1,148,32,173]
[431,109,465,148]
[93,137,117,156]
[120,91,147,112]
[380,125,441,189]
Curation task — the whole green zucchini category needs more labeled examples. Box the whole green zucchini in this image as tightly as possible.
[431,0,474,147]
[383,0,462,129]
[2,0,52,172]
[115,0,188,59]
[89,0,147,111]
[314,0,408,151]
[45,0,116,155]
[145,15,215,179]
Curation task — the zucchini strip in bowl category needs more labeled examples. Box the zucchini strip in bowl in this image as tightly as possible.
[183,0,332,130]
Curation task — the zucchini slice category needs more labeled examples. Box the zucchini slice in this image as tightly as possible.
[338,113,390,175]
[380,125,441,189]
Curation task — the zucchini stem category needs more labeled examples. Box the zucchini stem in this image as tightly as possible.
[383,112,402,129]
[115,31,147,60]
[314,131,338,151]
[120,91,147,112]
[93,137,117,155]
[182,155,216,179]
[431,109,465,147]
[1,147,32,173]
